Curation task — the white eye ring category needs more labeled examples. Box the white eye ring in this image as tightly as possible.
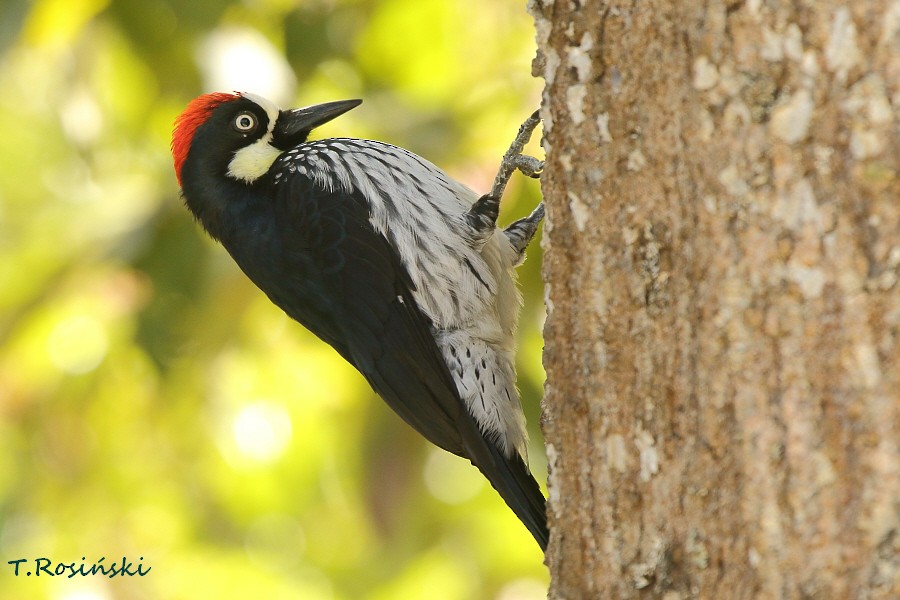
[233,111,257,133]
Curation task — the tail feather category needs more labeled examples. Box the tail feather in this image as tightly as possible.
[460,418,549,551]
[487,445,549,551]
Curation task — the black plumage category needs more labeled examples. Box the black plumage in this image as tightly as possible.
[173,93,548,550]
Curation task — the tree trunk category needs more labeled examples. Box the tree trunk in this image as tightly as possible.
[528,1,900,598]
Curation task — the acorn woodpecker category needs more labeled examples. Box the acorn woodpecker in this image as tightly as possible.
[171,92,548,550]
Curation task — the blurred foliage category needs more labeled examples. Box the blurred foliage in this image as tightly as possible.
[0,0,546,598]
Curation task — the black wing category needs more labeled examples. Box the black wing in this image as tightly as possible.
[269,175,465,455]
[266,171,548,550]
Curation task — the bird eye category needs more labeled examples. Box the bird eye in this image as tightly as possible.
[233,111,257,133]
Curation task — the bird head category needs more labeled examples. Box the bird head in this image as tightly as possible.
[171,92,362,187]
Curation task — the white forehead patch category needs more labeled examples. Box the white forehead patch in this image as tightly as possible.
[227,93,283,183]
[240,92,281,130]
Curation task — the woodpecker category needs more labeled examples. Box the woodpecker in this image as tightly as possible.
[171,92,548,550]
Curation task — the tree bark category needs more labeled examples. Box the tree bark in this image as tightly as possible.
[528,1,900,598]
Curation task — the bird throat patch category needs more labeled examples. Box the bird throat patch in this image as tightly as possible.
[226,134,282,183]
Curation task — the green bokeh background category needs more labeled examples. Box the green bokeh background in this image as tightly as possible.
[0,0,547,598]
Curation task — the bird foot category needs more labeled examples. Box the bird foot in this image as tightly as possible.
[489,110,544,199]
[466,111,544,242]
